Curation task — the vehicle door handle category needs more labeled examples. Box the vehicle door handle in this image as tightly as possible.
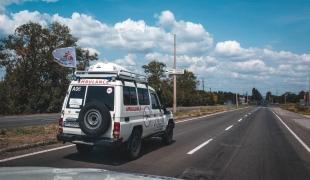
[125,117,129,122]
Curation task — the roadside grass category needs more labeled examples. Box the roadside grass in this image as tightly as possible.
[280,103,310,115]
[0,123,58,153]
[174,105,239,120]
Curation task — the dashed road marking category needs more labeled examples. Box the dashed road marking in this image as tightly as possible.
[187,138,213,155]
[176,107,249,124]
[272,111,310,153]
[238,118,242,122]
[225,125,234,131]
[0,144,75,163]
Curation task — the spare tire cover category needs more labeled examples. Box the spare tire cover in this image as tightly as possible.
[78,101,111,137]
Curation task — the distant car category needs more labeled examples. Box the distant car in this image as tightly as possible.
[57,62,174,159]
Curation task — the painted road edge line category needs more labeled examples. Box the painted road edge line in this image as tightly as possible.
[176,106,249,124]
[0,144,75,163]
[187,138,213,155]
[225,125,234,131]
[272,111,310,153]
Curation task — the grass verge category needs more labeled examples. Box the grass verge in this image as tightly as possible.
[174,105,240,120]
[280,103,310,115]
[0,123,58,153]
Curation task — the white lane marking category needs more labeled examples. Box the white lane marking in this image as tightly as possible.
[176,107,249,124]
[225,125,234,131]
[238,118,242,122]
[187,138,213,155]
[0,144,75,163]
[272,111,310,153]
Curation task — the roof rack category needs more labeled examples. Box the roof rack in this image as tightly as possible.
[75,70,148,83]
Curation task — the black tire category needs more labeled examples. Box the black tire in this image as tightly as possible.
[78,101,111,137]
[126,128,142,160]
[162,122,174,145]
[76,144,93,155]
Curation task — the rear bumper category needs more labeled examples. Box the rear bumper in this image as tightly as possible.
[57,133,122,147]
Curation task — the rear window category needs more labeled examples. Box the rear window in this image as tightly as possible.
[86,86,114,111]
[138,88,150,105]
[66,86,114,110]
[67,86,86,109]
[123,86,138,105]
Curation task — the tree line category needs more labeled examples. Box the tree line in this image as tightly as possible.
[0,22,256,115]
[265,91,307,104]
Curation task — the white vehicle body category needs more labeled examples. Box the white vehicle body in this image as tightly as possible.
[57,63,174,158]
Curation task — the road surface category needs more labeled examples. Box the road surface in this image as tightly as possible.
[1,107,310,180]
[0,113,59,128]
[0,106,220,128]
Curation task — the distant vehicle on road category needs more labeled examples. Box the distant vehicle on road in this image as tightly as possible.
[57,62,175,159]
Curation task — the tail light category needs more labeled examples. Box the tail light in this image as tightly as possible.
[113,122,120,139]
[58,118,63,134]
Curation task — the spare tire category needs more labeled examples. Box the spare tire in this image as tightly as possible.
[78,101,111,137]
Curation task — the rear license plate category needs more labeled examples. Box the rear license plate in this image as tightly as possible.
[64,118,79,128]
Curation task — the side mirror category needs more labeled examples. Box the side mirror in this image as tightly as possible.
[161,105,171,115]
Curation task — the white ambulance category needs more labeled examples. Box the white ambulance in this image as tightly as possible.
[57,62,174,159]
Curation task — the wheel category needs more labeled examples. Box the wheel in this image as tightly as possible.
[78,101,111,137]
[126,128,142,160]
[76,144,93,155]
[162,122,174,145]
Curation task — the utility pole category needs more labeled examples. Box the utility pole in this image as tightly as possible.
[236,93,239,109]
[202,77,205,91]
[173,34,177,113]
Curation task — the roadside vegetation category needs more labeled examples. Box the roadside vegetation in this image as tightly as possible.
[0,123,58,153]
[174,105,237,119]
[279,103,310,115]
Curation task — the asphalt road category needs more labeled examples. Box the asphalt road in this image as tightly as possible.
[0,106,215,128]
[0,113,59,128]
[1,107,310,180]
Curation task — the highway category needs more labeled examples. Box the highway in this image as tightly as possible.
[0,113,59,128]
[0,106,212,128]
[1,107,310,180]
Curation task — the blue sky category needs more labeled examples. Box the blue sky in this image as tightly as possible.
[1,0,310,95]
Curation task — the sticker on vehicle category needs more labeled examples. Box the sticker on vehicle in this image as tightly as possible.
[107,87,113,94]
[69,98,83,108]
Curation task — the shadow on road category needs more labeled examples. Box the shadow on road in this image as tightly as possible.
[63,138,175,166]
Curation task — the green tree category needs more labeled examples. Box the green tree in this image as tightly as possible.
[177,70,199,106]
[0,22,98,114]
[252,88,263,103]
[266,91,272,102]
[142,60,172,106]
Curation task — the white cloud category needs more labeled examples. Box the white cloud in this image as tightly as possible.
[0,9,310,93]
[0,10,50,35]
[157,10,175,27]
[214,40,255,59]
[84,47,100,56]
[114,53,137,67]
[233,59,274,74]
